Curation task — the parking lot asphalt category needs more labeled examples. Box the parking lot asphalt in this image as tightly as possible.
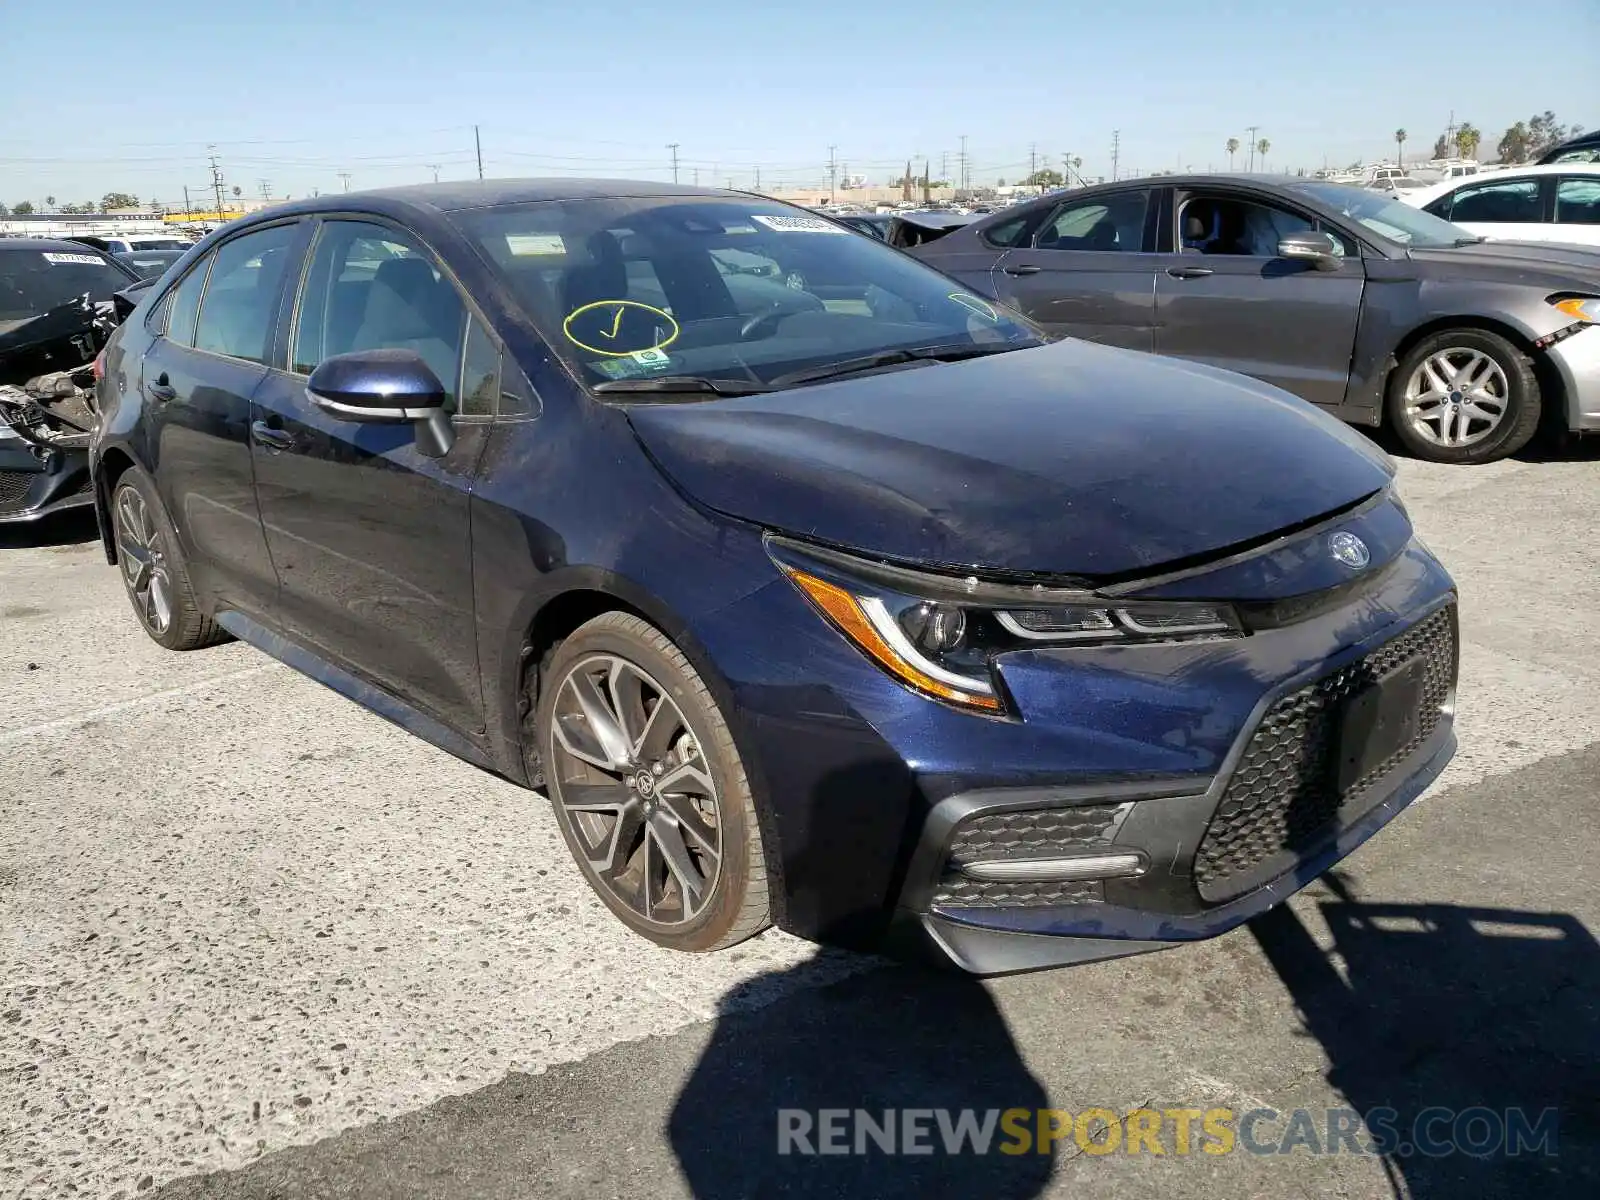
[3,444,1599,1200]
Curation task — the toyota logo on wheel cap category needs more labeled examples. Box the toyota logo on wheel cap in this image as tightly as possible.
[1329,531,1371,569]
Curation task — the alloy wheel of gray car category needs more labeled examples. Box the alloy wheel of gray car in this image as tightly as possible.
[1387,329,1541,464]
[110,468,229,651]
[1402,348,1510,449]
[537,612,770,951]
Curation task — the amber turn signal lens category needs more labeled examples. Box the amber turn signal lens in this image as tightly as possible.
[781,567,1001,712]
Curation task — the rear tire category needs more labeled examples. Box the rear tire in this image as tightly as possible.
[109,467,230,651]
[536,611,770,952]
[1386,329,1540,464]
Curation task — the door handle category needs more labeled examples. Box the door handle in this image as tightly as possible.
[1002,264,1042,276]
[147,372,176,402]
[1166,266,1215,279]
[251,420,297,451]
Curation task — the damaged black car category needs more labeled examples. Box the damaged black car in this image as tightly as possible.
[0,239,144,524]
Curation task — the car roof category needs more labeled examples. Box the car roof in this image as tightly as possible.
[0,236,121,254]
[1539,130,1600,161]
[288,178,739,214]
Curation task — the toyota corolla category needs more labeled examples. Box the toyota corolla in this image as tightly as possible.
[91,181,1458,973]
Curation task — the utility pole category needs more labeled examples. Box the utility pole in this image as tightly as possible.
[257,178,271,200]
[959,134,969,194]
[754,166,761,190]
[428,163,441,183]
[338,172,352,193]
[1246,125,1259,171]
[1061,152,1073,187]
[827,145,837,203]
[940,150,949,180]
[474,125,483,180]
[183,186,192,218]
[208,145,226,216]
[1029,143,1037,182]
[666,143,680,184]
[1110,130,1121,181]
[692,167,700,186]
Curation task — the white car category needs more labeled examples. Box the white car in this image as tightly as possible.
[67,234,193,255]
[1401,164,1600,247]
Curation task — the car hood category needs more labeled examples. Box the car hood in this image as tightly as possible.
[625,339,1393,579]
[1410,239,1600,280]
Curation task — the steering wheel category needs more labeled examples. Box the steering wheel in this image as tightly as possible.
[739,301,788,340]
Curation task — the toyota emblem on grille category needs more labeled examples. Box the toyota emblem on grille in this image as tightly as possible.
[1329,531,1371,569]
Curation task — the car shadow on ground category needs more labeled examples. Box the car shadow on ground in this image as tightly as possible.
[0,507,100,551]
[1251,870,1598,1199]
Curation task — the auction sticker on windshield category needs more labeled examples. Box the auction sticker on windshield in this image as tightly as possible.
[750,215,848,234]
[42,253,105,266]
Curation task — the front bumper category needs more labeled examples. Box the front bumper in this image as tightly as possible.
[891,599,1458,974]
[0,438,93,524]
[1546,324,1600,432]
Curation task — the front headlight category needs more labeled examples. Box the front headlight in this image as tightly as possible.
[768,537,1241,715]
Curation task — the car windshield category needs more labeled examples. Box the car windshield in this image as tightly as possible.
[0,248,130,322]
[451,196,1041,394]
[129,238,188,251]
[1291,182,1474,249]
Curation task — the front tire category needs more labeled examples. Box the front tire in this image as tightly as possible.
[1386,329,1541,464]
[110,467,229,651]
[536,611,771,952]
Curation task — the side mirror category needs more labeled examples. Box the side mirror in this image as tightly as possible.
[306,348,455,457]
[1277,231,1343,271]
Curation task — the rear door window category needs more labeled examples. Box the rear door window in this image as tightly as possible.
[1035,192,1150,252]
[1554,177,1600,225]
[1442,178,1543,223]
[192,224,299,364]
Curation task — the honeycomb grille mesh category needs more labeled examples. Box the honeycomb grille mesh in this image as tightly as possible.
[933,803,1125,908]
[1194,607,1456,901]
[0,469,36,514]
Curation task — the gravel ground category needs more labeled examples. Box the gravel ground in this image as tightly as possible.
[2,446,1598,1198]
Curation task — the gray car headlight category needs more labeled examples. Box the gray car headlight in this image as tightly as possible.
[767,537,1242,714]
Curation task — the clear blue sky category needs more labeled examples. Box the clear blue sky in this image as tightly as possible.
[2,0,1595,206]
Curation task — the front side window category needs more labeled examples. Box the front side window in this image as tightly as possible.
[292,221,466,410]
[192,223,299,364]
[1555,178,1600,225]
[1179,196,1353,258]
[1443,178,1542,224]
[451,197,1041,396]
[1036,193,1148,252]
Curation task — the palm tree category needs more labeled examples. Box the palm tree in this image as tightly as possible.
[1394,128,1407,168]
[1256,138,1271,170]
[44,195,55,211]
[1226,138,1239,170]
[1454,123,1481,160]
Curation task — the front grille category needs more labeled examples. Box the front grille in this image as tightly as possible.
[932,803,1126,908]
[1194,606,1457,901]
[0,469,39,515]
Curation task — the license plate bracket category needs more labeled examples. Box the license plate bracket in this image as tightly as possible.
[1334,656,1426,795]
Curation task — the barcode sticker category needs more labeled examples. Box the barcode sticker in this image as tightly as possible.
[749,214,847,234]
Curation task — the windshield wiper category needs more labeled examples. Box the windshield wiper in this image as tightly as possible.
[591,375,772,396]
[768,341,1020,389]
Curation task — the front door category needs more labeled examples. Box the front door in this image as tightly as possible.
[988,188,1158,350]
[138,220,303,614]
[1152,190,1365,409]
[249,218,498,735]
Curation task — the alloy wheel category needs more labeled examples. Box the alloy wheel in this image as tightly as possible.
[548,654,722,927]
[114,486,174,634]
[1402,347,1510,449]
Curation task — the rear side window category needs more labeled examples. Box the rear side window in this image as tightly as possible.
[1443,178,1542,224]
[459,315,500,417]
[193,224,298,364]
[982,212,1042,248]
[1555,178,1600,225]
[1035,193,1149,251]
[165,260,209,345]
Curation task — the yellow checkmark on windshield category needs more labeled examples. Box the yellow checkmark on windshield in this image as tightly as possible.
[599,307,625,339]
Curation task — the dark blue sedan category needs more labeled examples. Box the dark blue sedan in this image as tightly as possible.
[91,180,1458,973]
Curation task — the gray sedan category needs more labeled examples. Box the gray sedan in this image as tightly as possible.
[913,175,1600,464]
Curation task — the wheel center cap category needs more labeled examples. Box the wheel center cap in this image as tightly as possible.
[634,770,656,799]
[1449,390,1462,404]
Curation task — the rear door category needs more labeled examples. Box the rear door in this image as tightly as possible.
[248,217,496,735]
[987,188,1159,349]
[136,221,305,615]
[1151,188,1365,409]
